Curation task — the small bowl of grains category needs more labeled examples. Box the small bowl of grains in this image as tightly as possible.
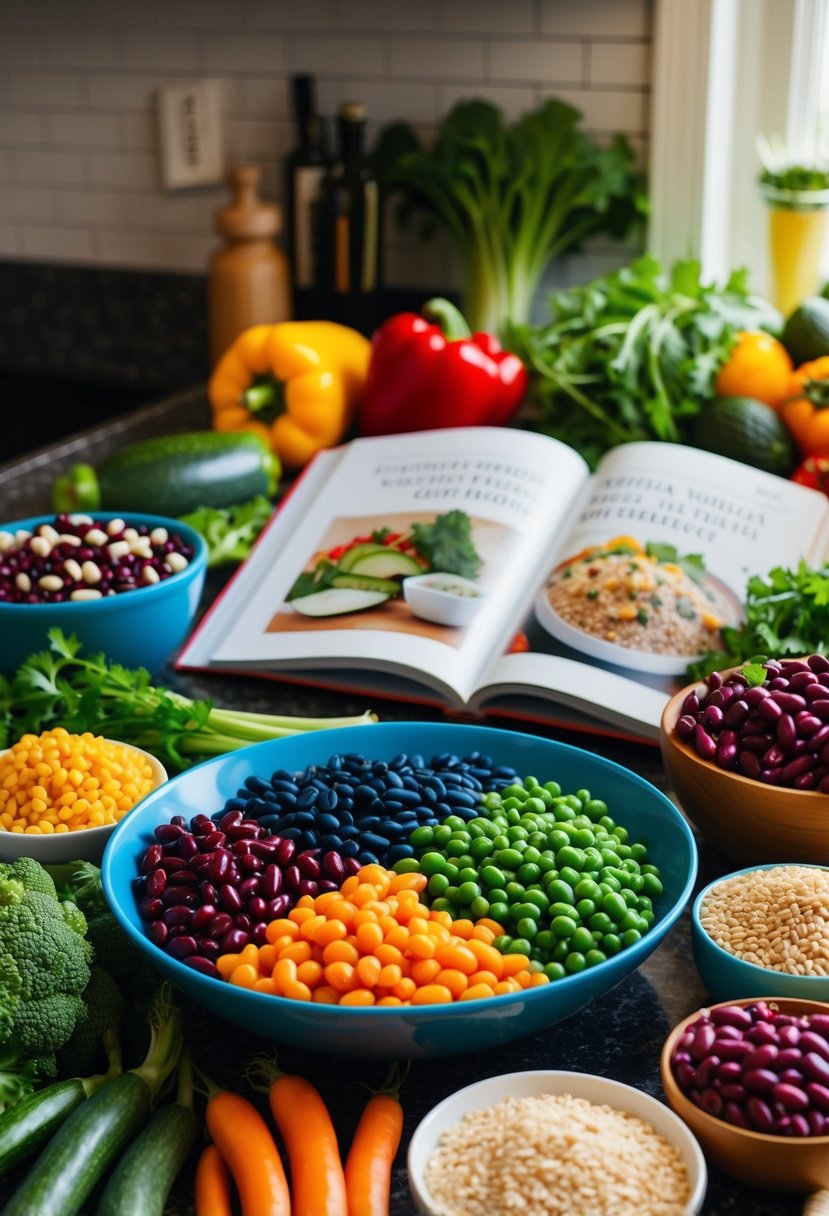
[660,656,829,865]
[0,512,208,675]
[407,1069,707,1216]
[691,863,829,1002]
[0,727,167,864]
[661,997,829,1191]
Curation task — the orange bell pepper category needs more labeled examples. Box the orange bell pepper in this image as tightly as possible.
[208,321,371,468]
[778,356,829,457]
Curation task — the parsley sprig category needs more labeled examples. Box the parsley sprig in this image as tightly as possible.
[686,559,829,679]
[0,630,376,772]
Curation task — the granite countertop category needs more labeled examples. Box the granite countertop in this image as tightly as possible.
[1,391,812,1216]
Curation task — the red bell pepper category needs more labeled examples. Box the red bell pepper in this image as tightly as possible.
[792,455,829,496]
[358,298,528,436]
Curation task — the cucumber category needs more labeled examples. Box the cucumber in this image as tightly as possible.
[0,1079,90,1178]
[52,431,280,517]
[341,548,424,578]
[331,572,403,595]
[3,1072,153,1216]
[289,587,392,616]
[96,1100,199,1216]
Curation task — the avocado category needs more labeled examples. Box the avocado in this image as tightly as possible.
[691,396,797,477]
[782,296,829,364]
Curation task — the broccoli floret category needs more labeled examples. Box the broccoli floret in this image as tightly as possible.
[60,900,88,937]
[0,858,93,1079]
[57,965,125,1078]
[6,856,59,899]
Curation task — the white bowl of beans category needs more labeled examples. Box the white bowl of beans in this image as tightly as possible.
[407,1069,707,1216]
[0,511,208,676]
[0,728,167,864]
[691,863,829,1003]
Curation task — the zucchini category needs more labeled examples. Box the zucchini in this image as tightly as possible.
[0,1030,121,1178]
[0,1080,90,1178]
[3,1072,153,1216]
[95,1100,199,1216]
[4,987,180,1216]
[52,431,280,517]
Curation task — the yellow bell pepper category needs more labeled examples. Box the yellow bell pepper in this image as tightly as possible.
[208,321,371,468]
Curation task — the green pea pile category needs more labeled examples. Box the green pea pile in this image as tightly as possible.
[393,776,663,981]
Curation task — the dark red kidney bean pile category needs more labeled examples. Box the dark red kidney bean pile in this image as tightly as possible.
[674,655,829,791]
[0,513,196,603]
[135,751,521,977]
[671,1002,829,1135]
[211,749,520,868]
[135,811,361,979]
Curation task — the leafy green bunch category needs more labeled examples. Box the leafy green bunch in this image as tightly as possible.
[0,630,376,773]
[373,98,645,335]
[509,255,782,468]
[687,559,829,679]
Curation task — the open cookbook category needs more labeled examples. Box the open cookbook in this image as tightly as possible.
[177,426,829,742]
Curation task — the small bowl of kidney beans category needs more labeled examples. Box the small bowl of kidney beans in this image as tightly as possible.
[661,997,829,1192]
[0,512,208,675]
[660,658,829,866]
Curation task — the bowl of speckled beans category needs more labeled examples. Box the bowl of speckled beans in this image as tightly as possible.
[691,863,829,1002]
[0,512,208,675]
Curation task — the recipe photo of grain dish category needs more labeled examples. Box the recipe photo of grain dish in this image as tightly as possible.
[539,535,740,669]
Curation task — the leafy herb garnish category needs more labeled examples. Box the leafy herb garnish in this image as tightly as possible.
[410,511,483,579]
[645,542,707,585]
[687,559,829,679]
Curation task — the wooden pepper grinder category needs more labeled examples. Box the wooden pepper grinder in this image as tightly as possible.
[208,163,291,365]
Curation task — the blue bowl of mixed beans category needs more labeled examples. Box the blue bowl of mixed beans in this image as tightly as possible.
[0,511,208,674]
[102,722,698,1058]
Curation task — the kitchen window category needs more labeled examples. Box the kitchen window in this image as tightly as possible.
[650,0,829,296]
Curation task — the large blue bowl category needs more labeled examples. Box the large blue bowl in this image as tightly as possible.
[0,512,208,674]
[102,722,697,1058]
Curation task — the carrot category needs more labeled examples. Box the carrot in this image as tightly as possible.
[248,1055,348,1216]
[344,1064,407,1216]
[194,1144,234,1216]
[196,1072,290,1216]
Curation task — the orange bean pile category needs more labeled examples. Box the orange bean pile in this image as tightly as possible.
[0,727,157,834]
[217,863,550,1005]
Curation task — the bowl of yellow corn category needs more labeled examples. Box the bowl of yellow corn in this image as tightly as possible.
[0,727,167,863]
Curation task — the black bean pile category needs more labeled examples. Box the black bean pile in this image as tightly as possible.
[212,749,521,867]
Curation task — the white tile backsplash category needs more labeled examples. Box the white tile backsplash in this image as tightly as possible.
[0,0,652,291]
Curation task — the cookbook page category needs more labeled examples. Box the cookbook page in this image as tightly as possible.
[476,442,829,735]
[179,426,589,705]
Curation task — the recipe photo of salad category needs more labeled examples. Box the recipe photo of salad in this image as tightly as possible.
[538,535,741,669]
[266,510,506,643]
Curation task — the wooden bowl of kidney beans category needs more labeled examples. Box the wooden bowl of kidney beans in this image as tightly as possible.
[660,657,829,866]
[661,998,829,1192]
